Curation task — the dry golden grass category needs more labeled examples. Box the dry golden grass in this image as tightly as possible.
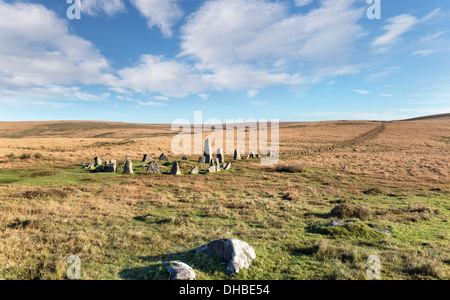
[0,117,448,280]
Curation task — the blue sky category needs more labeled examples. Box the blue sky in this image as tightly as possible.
[0,0,449,123]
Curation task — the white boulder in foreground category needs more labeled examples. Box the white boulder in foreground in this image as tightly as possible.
[196,239,256,276]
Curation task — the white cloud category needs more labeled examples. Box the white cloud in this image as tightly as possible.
[353,89,370,95]
[177,0,364,92]
[420,31,446,43]
[130,0,183,38]
[0,85,110,106]
[0,1,116,89]
[181,0,364,66]
[372,14,418,48]
[247,90,259,98]
[413,49,439,57]
[294,0,314,7]
[367,66,400,82]
[198,94,210,101]
[80,0,126,16]
[154,95,170,101]
[118,55,207,98]
[380,93,394,97]
[135,100,168,107]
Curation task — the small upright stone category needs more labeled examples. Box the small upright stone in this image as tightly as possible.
[94,157,102,166]
[123,157,134,174]
[215,158,221,171]
[234,150,241,160]
[169,161,181,175]
[249,151,255,159]
[198,156,206,164]
[142,154,153,163]
[217,148,224,164]
[190,166,199,174]
[182,157,188,161]
[159,153,169,162]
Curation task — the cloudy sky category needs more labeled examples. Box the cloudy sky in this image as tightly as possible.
[0,0,449,122]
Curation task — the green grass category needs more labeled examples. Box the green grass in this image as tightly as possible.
[0,158,448,280]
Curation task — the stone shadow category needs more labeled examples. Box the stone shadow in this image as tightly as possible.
[119,249,227,280]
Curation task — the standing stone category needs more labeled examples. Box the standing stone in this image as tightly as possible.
[159,153,169,162]
[190,166,199,174]
[163,261,196,281]
[144,161,160,174]
[217,148,224,164]
[94,157,102,166]
[198,156,206,164]
[215,158,221,171]
[103,162,117,173]
[142,154,153,163]
[249,151,255,159]
[123,157,134,174]
[196,239,256,276]
[234,150,241,160]
[169,161,181,175]
[182,157,188,161]
[204,138,212,164]
[256,154,261,159]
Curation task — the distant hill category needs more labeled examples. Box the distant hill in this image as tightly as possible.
[401,113,450,121]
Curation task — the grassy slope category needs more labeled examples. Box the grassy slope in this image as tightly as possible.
[0,157,448,280]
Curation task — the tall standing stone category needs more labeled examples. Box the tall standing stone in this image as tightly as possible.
[94,157,102,166]
[204,138,212,164]
[123,157,134,174]
[217,148,224,164]
[169,161,181,175]
[249,151,255,159]
[234,149,241,160]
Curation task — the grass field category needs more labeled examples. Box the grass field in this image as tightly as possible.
[0,117,448,280]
